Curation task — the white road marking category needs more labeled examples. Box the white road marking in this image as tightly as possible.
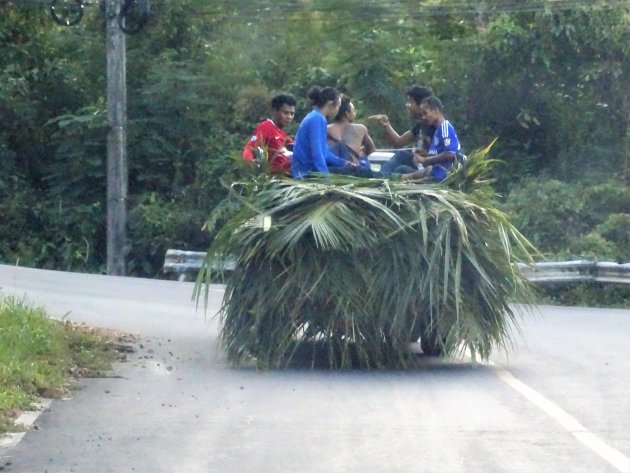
[489,361,629,473]
[0,399,53,454]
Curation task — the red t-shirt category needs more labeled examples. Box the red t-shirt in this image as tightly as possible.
[242,119,293,174]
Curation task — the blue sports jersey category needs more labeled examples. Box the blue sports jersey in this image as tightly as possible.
[428,120,460,181]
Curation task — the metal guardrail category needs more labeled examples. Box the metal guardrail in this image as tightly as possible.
[517,260,594,283]
[517,260,630,284]
[163,250,630,284]
[595,262,630,283]
[163,249,235,282]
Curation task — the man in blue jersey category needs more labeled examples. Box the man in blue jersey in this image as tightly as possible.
[400,96,461,182]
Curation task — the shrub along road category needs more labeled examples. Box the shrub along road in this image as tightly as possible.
[0,264,628,473]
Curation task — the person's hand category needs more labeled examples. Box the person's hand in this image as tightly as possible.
[413,147,428,157]
[415,154,428,166]
[368,114,390,127]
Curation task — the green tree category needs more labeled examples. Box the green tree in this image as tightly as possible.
[2,0,628,278]
[465,2,629,186]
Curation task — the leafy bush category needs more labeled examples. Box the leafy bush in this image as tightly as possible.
[127,192,211,277]
[573,232,617,261]
[504,178,630,263]
[502,179,586,255]
[595,214,630,262]
[580,183,630,228]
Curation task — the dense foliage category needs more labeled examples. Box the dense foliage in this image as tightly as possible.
[1,0,628,279]
[503,178,630,307]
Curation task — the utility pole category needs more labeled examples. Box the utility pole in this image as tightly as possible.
[475,0,488,29]
[106,0,127,276]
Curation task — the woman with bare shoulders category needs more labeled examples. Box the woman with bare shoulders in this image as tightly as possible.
[327,95,376,177]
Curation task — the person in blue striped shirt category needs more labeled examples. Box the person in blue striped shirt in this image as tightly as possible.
[401,96,461,182]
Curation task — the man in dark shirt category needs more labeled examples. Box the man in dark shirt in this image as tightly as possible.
[368,85,436,176]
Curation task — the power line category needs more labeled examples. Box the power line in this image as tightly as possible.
[8,0,629,39]
[180,1,628,28]
[186,0,629,17]
[12,0,629,18]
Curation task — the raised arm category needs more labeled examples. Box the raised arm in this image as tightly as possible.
[368,114,415,148]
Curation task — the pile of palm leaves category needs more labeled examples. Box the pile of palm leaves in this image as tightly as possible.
[196,144,537,369]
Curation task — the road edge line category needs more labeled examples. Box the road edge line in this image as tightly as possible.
[0,398,53,458]
[489,361,629,473]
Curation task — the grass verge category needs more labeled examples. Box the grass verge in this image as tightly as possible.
[0,295,131,435]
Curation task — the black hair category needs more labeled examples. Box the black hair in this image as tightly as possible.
[421,95,444,113]
[406,85,433,105]
[271,93,297,110]
[307,85,340,108]
[333,95,352,121]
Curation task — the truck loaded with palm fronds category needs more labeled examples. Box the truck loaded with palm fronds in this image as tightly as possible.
[195,145,537,369]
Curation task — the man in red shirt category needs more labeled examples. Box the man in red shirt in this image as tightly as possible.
[242,93,297,175]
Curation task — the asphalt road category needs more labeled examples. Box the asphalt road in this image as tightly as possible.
[0,264,628,473]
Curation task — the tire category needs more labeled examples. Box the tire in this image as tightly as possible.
[50,0,84,27]
[420,334,446,356]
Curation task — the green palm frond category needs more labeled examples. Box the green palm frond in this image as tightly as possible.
[444,138,503,198]
[196,143,538,369]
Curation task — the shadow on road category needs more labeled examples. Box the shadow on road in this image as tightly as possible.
[243,340,477,372]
